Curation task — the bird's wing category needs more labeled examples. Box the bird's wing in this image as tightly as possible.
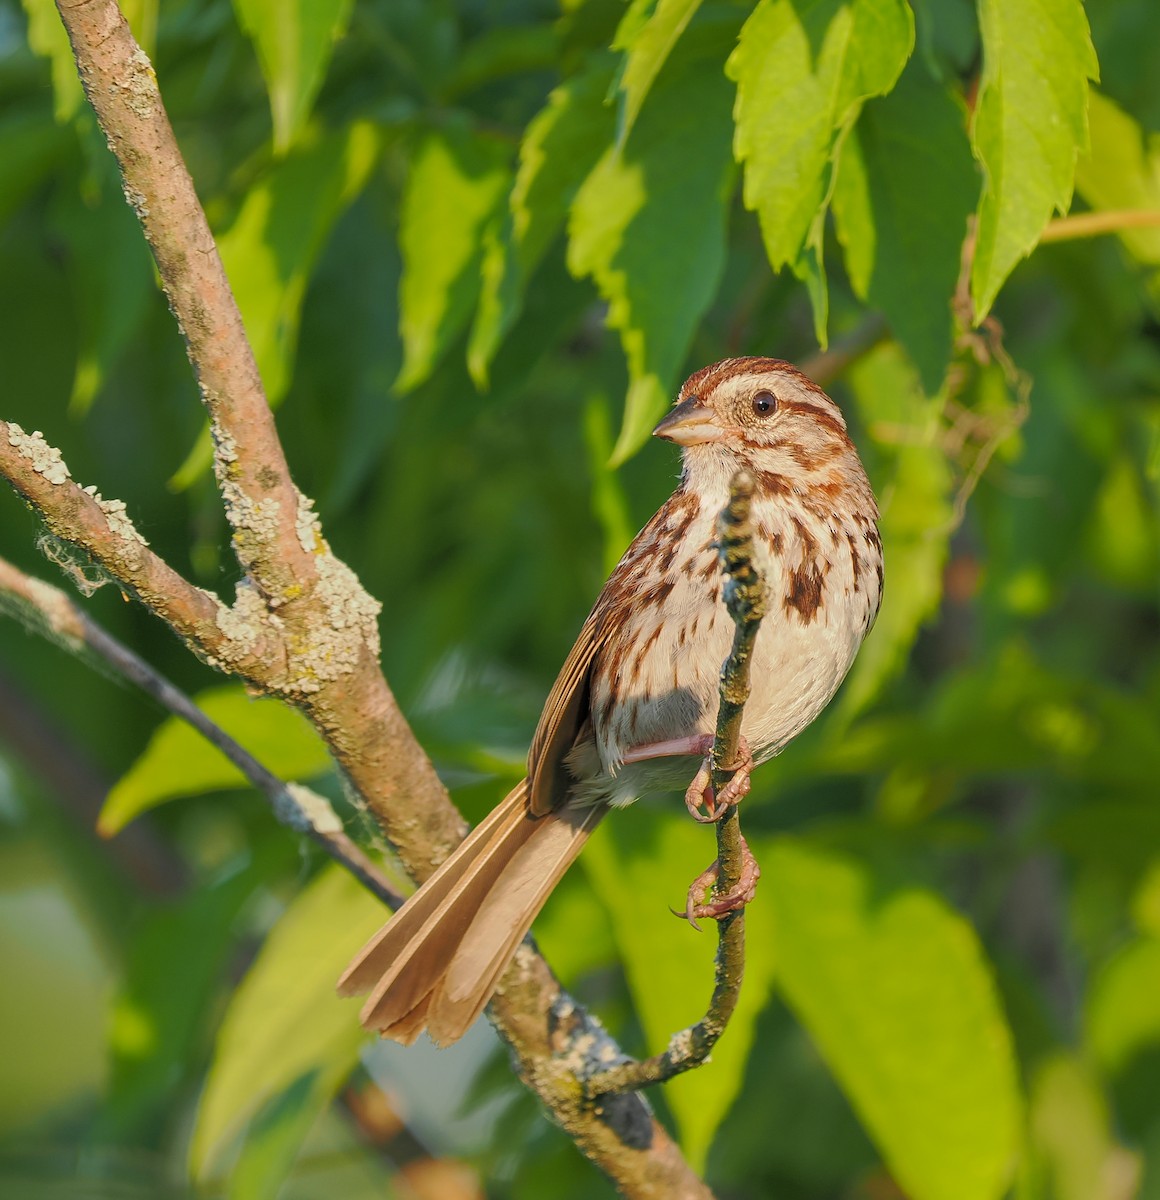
[526,610,607,817]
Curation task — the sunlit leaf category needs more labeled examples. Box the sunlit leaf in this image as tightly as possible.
[1085,936,1160,1077]
[825,642,1160,791]
[171,121,380,487]
[118,0,158,56]
[396,125,511,393]
[1075,89,1160,265]
[219,121,380,404]
[568,6,738,463]
[833,343,953,720]
[763,833,1021,1200]
[727,0,914,340]
[228,1073,340,1200]
[190,865,385,1179]
[1083,452,1160,592]
[1025,1054,1127,1200]
[468,53,616,387]
[231,0,355,153]
[0,841,109,1129]
[583,806,778,1171]
[581,392,633,574]
[20,0,83,123]
[969,0,1098,318]
[614,0,704,142]
[99,685,333,835]
[833,60,977,391]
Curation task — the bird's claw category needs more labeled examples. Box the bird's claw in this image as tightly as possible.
[684,735,753,824]
[676,836,761,930]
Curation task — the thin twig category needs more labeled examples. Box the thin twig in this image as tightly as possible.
[0,555,403,910]
[585,470,766,1096]
[1039,208,1160,243]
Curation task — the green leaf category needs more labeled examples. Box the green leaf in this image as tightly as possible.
[1025,1054,1121,1200]
[0,109,70,230]
[582,806,778,1171]
[191,865,385,1180]
[228,1073,340,1200]
[468,54,616,387]
[826,642,1160,791]
[568,7,738,464]
[1075,89,1160,265]
[727,0,914,339]
[582,392,634,574]
[50,170,155,415]
[396,125,511,393]
[763,833,1021,1200]
[99,685,333,835]
[615,0,705,142]
[833,343,953,720]
[172,121,379,487]
[20,0,84,123]
[969,0,1099,318]
[219,121,380,405]
[1085,937,1160,1077]
[231,0,355,153]
[833,60,978,391]
[106,859,275,1137]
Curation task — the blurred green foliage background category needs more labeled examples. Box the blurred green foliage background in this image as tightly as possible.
[1,0,1159,1196]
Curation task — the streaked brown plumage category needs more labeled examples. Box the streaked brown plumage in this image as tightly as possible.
[338,357,882,1045]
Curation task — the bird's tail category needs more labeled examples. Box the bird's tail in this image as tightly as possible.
[337,780,603,1046]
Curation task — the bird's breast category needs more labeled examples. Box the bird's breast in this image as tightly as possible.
[588,499,880,786]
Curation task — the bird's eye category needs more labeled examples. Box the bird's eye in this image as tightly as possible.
[751,390,778,418]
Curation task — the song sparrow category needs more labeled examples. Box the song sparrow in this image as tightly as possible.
[339,357,883,1045]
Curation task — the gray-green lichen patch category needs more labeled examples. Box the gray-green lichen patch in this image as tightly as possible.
[6,425,71,485]
[213,581,282,667]
[666,1027,697,1060]
[221,480,281,569]
[286,553,382,694]
[82,486,148,547]
[295,489,323,555]
[123,45,159,121]
[209,416,238,476]
[279,783,343,834]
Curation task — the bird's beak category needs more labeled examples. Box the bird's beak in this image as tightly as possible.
[652,397,726,446]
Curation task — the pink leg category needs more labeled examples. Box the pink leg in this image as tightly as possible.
[622,733,754,825]
[678,836,762,930]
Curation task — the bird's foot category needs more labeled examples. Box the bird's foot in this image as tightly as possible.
[684,735,753,824]
[678,836,761,930]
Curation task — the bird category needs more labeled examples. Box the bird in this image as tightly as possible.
[338,356,882,1046]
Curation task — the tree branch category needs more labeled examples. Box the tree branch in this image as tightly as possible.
[1039,208,1160,243]
[0,555,402,909]
[584,470,766,1096]
[56,0,314,601]
[0,3,717,1192]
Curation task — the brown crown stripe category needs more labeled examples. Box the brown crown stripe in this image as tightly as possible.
[679,356,833,404]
